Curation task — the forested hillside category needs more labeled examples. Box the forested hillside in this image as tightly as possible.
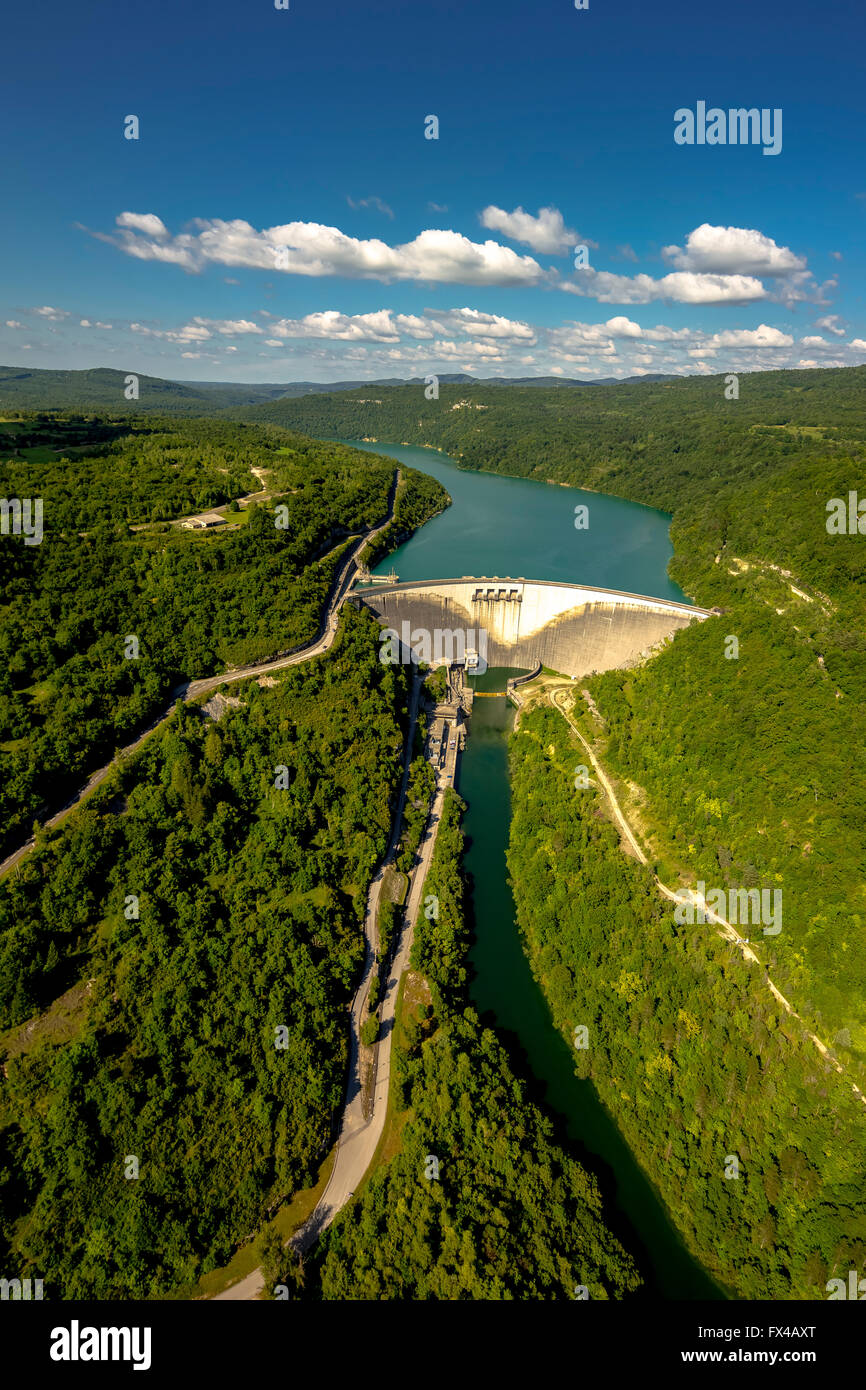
[4,366,865,1302]
[0,415,446,850]
[236,367,866,614]
[0,366,627,415]
[0,367,288,413]
[238,369,866,1054]
[507,704,866,1300]
[293,790,642,1301]
[0,606,412,1296]
[233,365,865,484]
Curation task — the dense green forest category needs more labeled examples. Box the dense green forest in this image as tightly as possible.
[585,596,866,1053]
[236,367,866,627]
[3,364,865,1301]
[0,606,415,1296]
[291,790,642,1300]
[233,364,866,505]
[0,415,446,850]
[506,704,866,1300]
[239,370,866,1052]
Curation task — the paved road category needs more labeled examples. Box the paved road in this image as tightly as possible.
[549,686,866,1109]
[3,462,466,1301]
[0,481,399,882]
[216,669,455,1299]
[2,462,455,1300]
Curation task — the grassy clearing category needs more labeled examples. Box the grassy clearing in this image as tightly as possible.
[751,423,834,439]
[0,978,93,1061]
[18,445,64,462]
[358,969,427,1184]
[380,865,407,908]
[178,1146,337,1301]
[283,883,332,912]
[219,505,254,526]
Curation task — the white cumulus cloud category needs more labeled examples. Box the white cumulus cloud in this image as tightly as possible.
[427,308,536,342]
[190,317,263,336]
[604,315,644,338]
[116,212,170,239]
[267,310,404,343]
[99,214,547,288]
[131,320,212,343]
[562,269,766,305]
[479,205,579,255]
[816,315,846,337]
[662,224,806,277]
[705,325,793,348]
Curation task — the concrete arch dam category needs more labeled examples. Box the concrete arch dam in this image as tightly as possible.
[354,577,712,679]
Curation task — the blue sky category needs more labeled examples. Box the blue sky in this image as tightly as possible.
[3,0,865,381]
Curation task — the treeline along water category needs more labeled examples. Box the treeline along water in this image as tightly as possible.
[355,440,688,601]
[341,440,720,1297]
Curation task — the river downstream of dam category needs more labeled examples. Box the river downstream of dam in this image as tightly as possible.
[343,440,721,1298]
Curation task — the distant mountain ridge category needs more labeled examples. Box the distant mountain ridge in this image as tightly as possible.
[0,366,287,412]
[0,363,657,413]
[2,362,862,424]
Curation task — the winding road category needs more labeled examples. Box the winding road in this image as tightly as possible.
[215,668,453,1299]
[3,459,457,1300]
[0,477,401,882]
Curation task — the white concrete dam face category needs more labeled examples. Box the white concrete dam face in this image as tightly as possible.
[356,578,709,680]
